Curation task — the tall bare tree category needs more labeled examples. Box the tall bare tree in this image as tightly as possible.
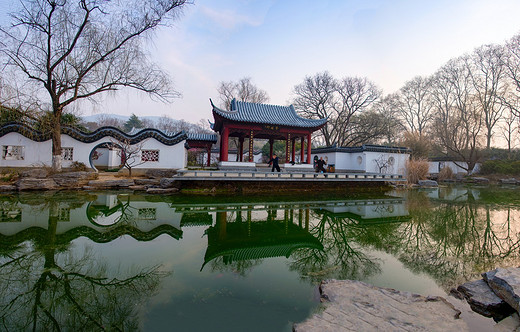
[0,0,189,171]
[431,57,484,173]
[292,72,381,146]
[217,77,269,110]
[396,76,434,135]
[466,44,507,149]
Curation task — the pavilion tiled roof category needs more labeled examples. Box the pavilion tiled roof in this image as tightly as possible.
[186,133,218,143]
[211,98,327,128]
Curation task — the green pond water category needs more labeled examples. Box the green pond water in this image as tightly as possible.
[2,186,520,331]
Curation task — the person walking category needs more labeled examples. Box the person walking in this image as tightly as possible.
[268,154,281,172]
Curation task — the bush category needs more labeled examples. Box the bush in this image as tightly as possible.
[0,168,19,183]
[480,160,520,175]
[406,158,429,184]
[70,161,88,172]
[438,166,454,181]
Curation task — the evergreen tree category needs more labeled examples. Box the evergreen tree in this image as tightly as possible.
[124,114,144,133]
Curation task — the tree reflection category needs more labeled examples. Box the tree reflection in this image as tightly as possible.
[0,195,169,331]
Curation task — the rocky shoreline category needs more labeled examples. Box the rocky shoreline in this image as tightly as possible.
[295,268,520,332]
[0,169,181,193]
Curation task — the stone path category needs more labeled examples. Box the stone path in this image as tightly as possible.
[294,279,468,332]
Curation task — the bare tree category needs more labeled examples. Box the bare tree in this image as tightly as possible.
[292,72,381,146]
[396,76,434,135]
[431,57,484,173]
[217,77,269,110]
[0,0,189,171]
[111,138,148,177]
[466,44,507,149]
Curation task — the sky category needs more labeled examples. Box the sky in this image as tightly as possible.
[3,0,520,123]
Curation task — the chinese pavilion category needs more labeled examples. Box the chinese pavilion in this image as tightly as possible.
[211,99,327,164]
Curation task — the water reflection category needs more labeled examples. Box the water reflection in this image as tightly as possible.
[1,189,520,330]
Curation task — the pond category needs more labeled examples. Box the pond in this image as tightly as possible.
[1,186,520,331]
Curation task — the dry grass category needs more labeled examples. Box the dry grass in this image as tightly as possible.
[406,158,429,184]
[438,166,454,182]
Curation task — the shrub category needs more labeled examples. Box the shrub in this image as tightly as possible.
[438,166,454,181]
[0,168,19,183]
[406,158,429,184]
[70,161,88,172]
[480,160,520,175]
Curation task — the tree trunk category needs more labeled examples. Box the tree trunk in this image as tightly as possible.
[52,112,62,172]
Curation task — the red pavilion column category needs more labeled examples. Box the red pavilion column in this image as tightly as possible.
[207,146,211,167]
[221,126,229,162]
[285,133,291,163]
[291,138,296,163]
[300,137,305,163]
[239,137,244,162]
[248,130,254,162]
[306,133,311,164]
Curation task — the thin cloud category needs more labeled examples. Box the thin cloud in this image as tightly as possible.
[198,5,263,30]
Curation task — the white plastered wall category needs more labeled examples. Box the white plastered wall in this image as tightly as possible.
[0,132,186,169]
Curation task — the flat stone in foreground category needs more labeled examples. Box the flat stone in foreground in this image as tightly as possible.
[457,279,514,319]
[483,268,520,313]
[294,279,467,332]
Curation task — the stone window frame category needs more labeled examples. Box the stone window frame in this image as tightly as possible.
[2,145,24,160]
[62,147,74,161]
[141,149,160,162]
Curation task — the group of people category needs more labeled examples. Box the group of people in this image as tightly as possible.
[267,154,327,173]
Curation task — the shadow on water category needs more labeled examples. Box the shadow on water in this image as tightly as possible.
[0,187,520,331]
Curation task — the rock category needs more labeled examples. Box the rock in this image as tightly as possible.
[293,279,468,332]
[52,171,98,189]
[129,185,147,191]
[145,169,178,179]
[159,178,177,188]
[87,179,135,188]
[417,180,438,187]
[16,178,58,191]
[483,268,520,313]
[134,178,160,186]
[457,279,515,319]
[465,177,490,184]
[499,178,519,185]
[146,187,179,194]
[0,184,17,191]
[20,169,48,178]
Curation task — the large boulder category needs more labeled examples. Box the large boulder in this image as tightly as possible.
[457,279,515,319]
[20,169,48,178]
[483,268,520,313]
[52,171,98,189]
[87,179,135,188]
[145,169,178,179]
[417,180,438,187]
[159,178,177,188]
[16,178,58,191]
[293,279,468,332]
[134,178,161,186]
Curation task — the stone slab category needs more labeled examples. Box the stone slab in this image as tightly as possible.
[0,184,17,191]
[16,178,58,191]
[87,179,135,188]
[457,279,515,319]
[293,279,467,332]
[418,180,439,187]
[483,268,520,313]
[146,187,179,194]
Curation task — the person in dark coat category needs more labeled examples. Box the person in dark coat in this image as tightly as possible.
[268,154,281,172]
[316,157,327,173]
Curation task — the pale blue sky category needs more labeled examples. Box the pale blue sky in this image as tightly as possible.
[2,0,520,123]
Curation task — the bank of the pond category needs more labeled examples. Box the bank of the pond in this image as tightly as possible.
[0,168,402,194]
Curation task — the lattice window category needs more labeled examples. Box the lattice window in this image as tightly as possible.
[2,146,24,160]
[62,147,74,161]
[141,150,159,162]
[58,208,71,222]
[138,208,156,220]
